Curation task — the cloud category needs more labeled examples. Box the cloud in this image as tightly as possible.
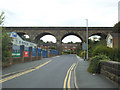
[0,0,119,26]
[0,0,119,43]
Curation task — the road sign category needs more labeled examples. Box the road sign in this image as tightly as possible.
[82,42,87,50]
[12,52,20,57]
[24,51,29,57]
[12,32,17,37]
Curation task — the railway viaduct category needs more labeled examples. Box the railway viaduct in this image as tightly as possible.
[5,27,113,54]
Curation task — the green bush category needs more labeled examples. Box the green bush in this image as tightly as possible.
[92,45,120,62]
[92,45,112,57]
[62,51,76,54]
[111,48,120,62]
[88,40,106,57]
[88,55,110,73]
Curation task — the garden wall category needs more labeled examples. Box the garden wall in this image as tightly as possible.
[100,61,120,87]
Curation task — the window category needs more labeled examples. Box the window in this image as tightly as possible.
[110,39,112,44]
[16,40,17,44]
[19,41,21,44]
[65,46,67,48]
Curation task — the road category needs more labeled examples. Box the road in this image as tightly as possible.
[2,54,78,88]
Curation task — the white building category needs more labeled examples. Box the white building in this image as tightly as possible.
[106,33,120,48]
[8,32,37,48]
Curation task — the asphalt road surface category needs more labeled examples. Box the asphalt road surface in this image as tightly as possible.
[2,54,78,88]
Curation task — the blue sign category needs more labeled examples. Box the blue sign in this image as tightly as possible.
[12,32,17,37]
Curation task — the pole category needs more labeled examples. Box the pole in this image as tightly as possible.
[84,50,85,61]
[86,19,88,60]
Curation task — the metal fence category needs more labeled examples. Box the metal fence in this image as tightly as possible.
[12,45,58,58]
[12,45,20,57]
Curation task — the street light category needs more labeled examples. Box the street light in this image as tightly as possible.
[85,19,88,60]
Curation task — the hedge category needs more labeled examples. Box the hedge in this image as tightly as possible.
[88,55,110,73]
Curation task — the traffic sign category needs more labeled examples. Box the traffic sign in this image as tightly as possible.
[24,51,29,57]
[82,42,87,50]
[12,52,20,57]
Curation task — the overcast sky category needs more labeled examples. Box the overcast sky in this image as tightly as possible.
[0,0,119,43]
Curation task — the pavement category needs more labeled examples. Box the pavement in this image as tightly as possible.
[2,58,50,76]
[75,56,119,89]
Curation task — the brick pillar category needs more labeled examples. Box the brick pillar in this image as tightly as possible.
[29,47,32,61]
[20,45,24,63]
[41,50,42,60]
[47,49,49,58]
[9,47,13,65]
[37,48,38,60]
[56,39,62,55]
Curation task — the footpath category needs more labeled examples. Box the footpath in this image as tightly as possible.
[2,58,50,77]
[75,57,119,89]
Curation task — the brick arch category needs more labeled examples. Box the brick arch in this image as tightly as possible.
[34,32,57,43]
[88,32,107,39]
[16,32,26,37]
[5,27,113,54]
[61,32,83,42]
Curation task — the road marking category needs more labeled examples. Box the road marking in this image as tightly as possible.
[0,60,51,83]
[63,64,74,89]
[67,64,76,89]
[63,63,76,90]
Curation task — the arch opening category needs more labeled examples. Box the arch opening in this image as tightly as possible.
[89,33,107,41]
[61,32,83,43]
[61,32,82,54]
[34,32,57,50]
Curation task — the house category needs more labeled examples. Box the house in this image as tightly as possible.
[106,33,120,48]
[8,32,37,48]
[62,43,78,51]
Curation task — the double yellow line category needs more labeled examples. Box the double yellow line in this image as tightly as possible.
[0,60,51,83]
[63,63,76,90]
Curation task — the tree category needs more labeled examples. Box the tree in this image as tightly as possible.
[88,39,106,57]
[49,46,56,50]
[113,21,120,33]
[0,11,5,25]
[67,41,73,44]
[1,12,12,62]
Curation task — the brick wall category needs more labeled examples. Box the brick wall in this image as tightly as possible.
[113,38,120,48]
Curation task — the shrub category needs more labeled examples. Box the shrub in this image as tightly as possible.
[92,45,112,57]
[111,48,120,62]
[88,55,110,73]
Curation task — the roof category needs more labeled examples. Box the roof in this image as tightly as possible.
[110,33,120,38]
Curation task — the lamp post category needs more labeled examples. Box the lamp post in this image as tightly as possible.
[85,19,88,60]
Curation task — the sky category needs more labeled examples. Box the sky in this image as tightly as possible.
[118,1,120,21]
[0,0,119,43]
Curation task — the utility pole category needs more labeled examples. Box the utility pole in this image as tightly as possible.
[86,19,88,60]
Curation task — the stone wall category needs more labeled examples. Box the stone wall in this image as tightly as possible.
[100,61,120,87]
